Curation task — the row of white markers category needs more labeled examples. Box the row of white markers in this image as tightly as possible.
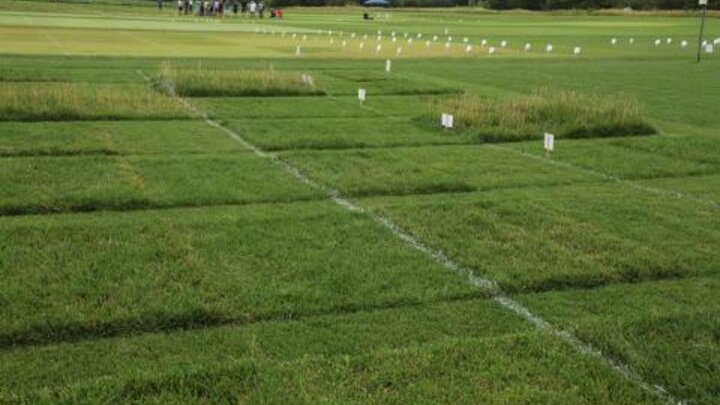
[257,27,718,57]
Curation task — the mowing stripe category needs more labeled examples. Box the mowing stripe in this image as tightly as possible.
[138,70,678,404]
[489,144,720,210]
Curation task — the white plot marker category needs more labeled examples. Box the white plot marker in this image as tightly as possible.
[433,35,438,42]
[396,47,402,56]
[407,38,413,46]
[488,46,496,55]
[544,132,555,152]
[375,44,382,53]
[359,42,365,50]
[295,46,301,56]
[655,39,661,46]
[392,37,397,43]
[629,37,635,44]
[358,88,366,102]
[448,36,453,42]
[500,40,507,48]
[441,113,454,128]
[481,39,488,47]
[465,44,473,53]
[426,40,431,48]
[385,59,392,73]
[445,42,451,50]
[524,43,531,51]
[463,37,469,43]
[706,44,715,54]
[611,37,617,45]
[666,37,672,44]
[350,32,356,38]
[303,34,307,41]
[574,46,582,56]
[342,40,347,47]
[546,44,553,53]
[444,28,449,35]
[681,40,688,48]
[417,33,422,39]
[714,37,720,45]
[292,33,297,40]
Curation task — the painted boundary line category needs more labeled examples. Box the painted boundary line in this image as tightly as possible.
[489,144,720,210]
[137,70,678,404]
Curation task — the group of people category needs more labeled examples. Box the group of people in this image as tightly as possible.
[165,0,282,18]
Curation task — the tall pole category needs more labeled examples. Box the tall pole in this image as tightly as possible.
[696,0,707,63]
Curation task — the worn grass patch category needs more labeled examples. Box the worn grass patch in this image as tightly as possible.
[0,82,188,121]
[426,89,656,143]
[159,62,325,97]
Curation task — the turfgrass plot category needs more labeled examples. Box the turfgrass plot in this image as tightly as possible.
[361,183,720,292]
[0,202,477,346]
[0,120,246,156]
[281,144,600,197]
[225,117,466,151]
[0,154,322,214]
[518,276,720,404]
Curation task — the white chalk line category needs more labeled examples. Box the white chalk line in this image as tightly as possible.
[137,70,678,404]
[489,144,719,210]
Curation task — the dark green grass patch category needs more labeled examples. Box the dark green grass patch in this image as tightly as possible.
[0,154,321,215]
[360,183,720,292]
[225,117,467,151]
[159,63,325,97]
[0,299,529,393]
[4,333,661,404]
[0,202,478,347]
[193,95,430,120]
[0,120,246,157]
[517,276,720,404]
[0,82,188,122]
[423,89,656,143]
[280,144,599,197]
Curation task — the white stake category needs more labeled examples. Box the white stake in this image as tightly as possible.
[385,59,392,73]
[544,132,555,152]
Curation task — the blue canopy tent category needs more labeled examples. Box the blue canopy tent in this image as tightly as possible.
[363,0,391,7]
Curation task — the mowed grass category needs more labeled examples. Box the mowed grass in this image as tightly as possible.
[0,153,322,215]
[281,144,600,196]
[517,276,720,404]
[225,117,467,151]
[361,183,720,292]
[0,2,719,403]
[0,120,247,156]
[0,202,478,346]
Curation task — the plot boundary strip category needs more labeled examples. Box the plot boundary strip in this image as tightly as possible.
[138,70,678,404]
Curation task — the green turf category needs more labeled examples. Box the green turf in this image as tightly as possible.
[0,201,478,346]
[0,154,322,214]
[0,120,246,156]
[0,2,718,402]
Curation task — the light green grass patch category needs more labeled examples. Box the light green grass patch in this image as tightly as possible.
[0,82,188,121]
[517,276,720,404]
[0,154,321,214]
[0,120,247,156]
[159,62,325,97]
[425,89,655,143]
[0,202,478,347]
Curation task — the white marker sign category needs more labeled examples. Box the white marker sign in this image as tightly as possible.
[441,113,454,128]
[385,59,392,73]
[544,133,555,151]
[358,88,366,102]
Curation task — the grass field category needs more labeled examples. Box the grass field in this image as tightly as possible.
[0,1,718,403]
